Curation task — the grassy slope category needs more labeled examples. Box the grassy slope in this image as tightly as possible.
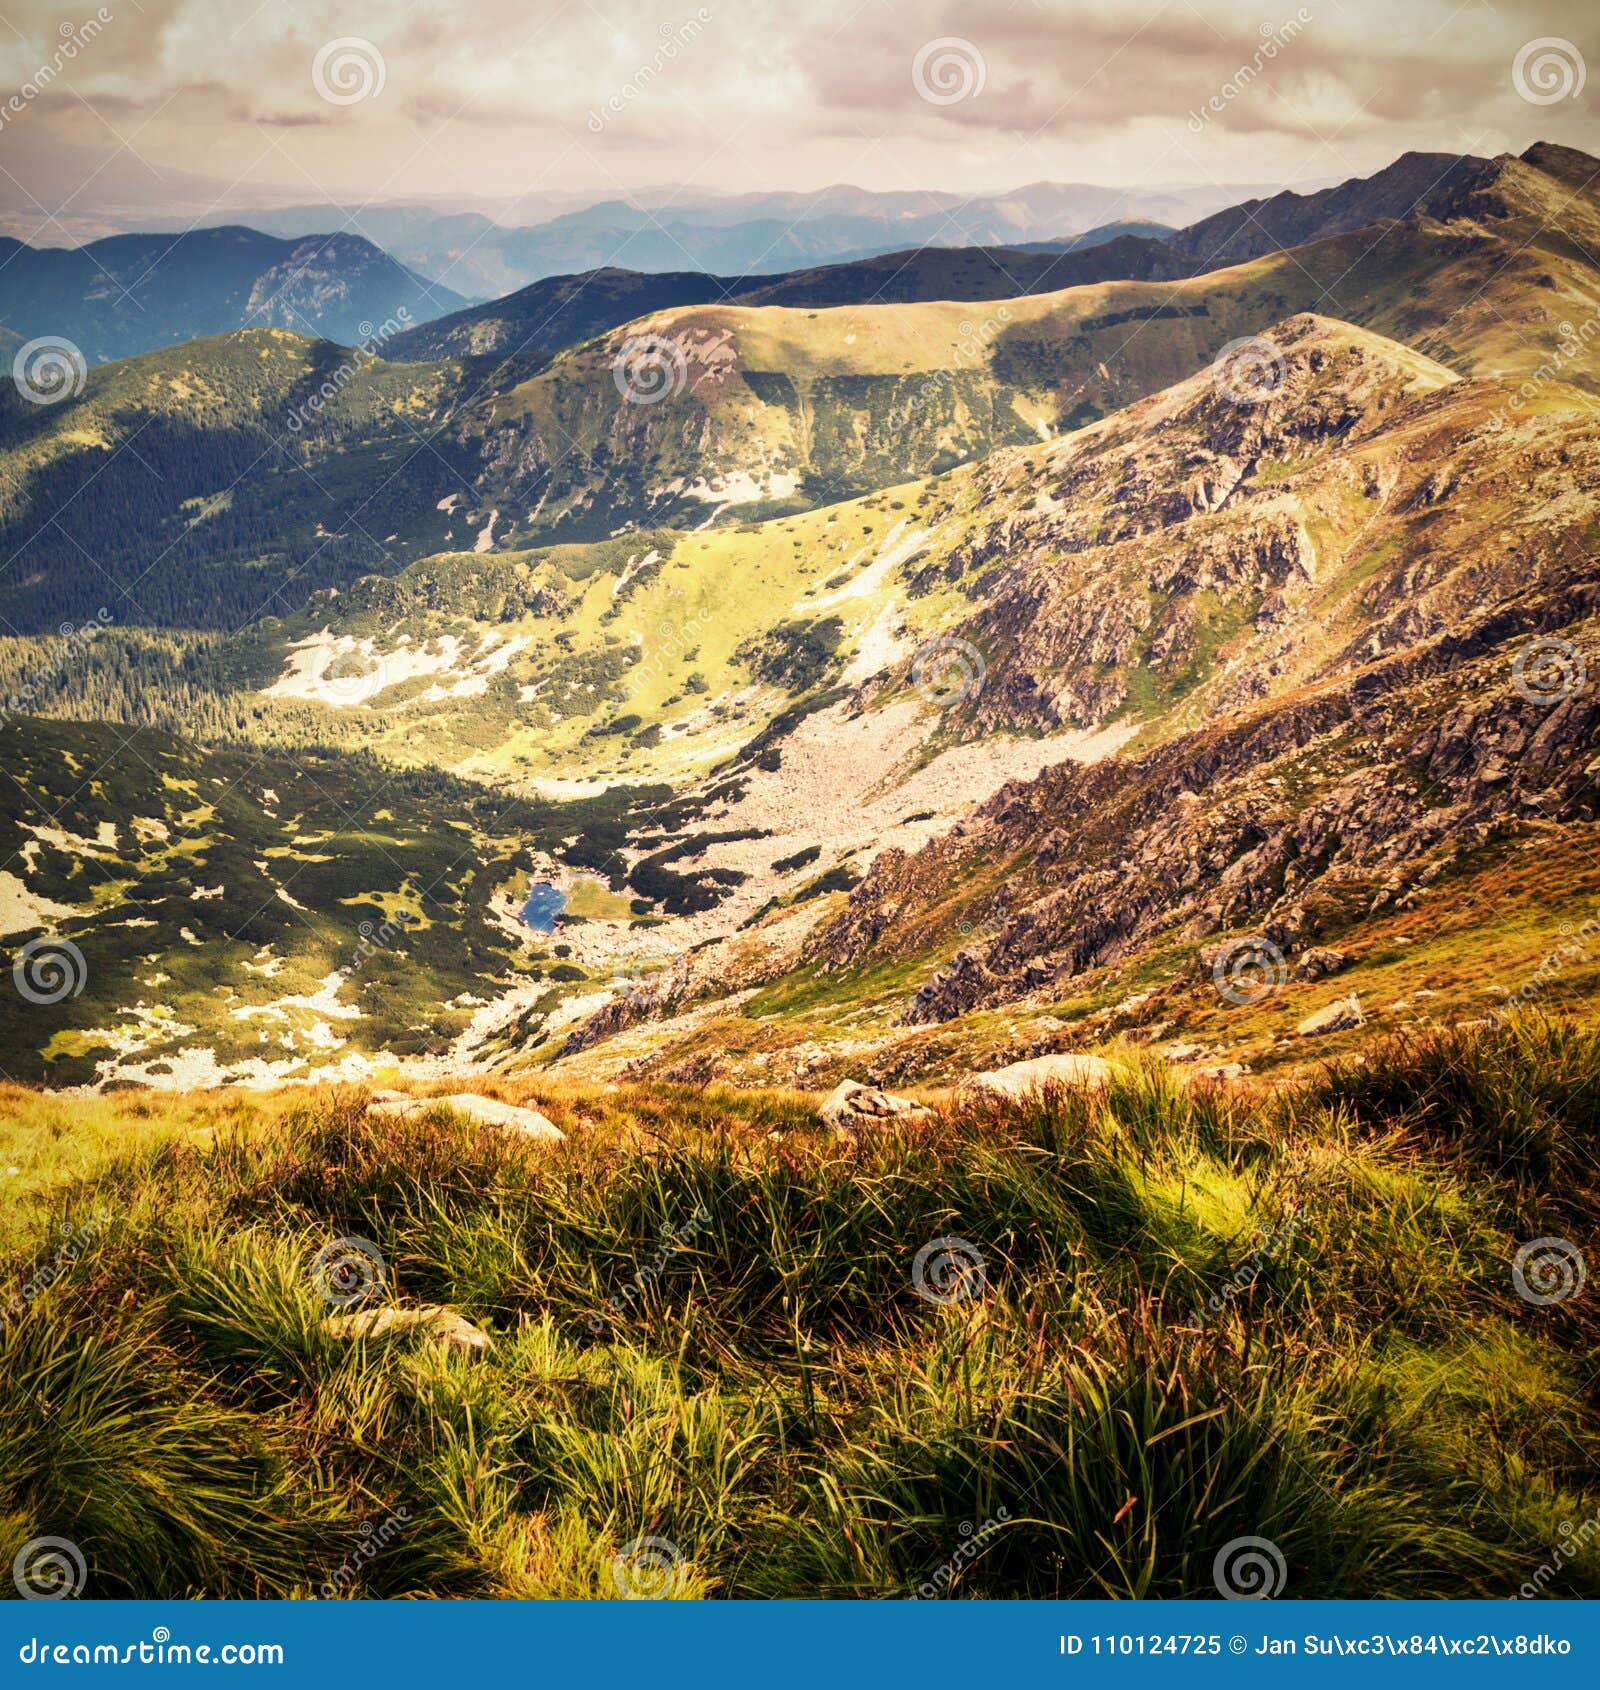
[1,1020,1596,1598]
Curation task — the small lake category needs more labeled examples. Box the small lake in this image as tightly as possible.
[520,882,568,933]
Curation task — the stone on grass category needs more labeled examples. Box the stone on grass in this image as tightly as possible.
[368,1092,564,1143]
[322,1305,492,1358]
[1295,994,1364,1037]
[964,1053,1114,1101]
[818,1079,934,1135]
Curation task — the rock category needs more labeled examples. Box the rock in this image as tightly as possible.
[1161,1040,1206,1063]
[323,1305,492,1358]
[964,1053,1114,1101]
[1293,947,1348,981]
[1192,1062,1251,1082]
[368,1092,565,1143]
[1295,994,1364,1037]
[818,1079,933,1135]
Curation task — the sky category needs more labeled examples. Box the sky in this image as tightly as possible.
[0,0,1595,224]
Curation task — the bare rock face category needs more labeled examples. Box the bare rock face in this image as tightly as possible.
[964,1053,1115,1101]
[322,1305,492,1358]
[818,1079,933,1135]
[368,1092,565,1143]
[1296,994,1364,1037]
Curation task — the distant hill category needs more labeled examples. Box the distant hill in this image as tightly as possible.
[383,236,1191,365]
[0,227,468,364]
[202,181,1282,297]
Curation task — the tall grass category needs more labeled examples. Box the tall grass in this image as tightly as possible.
[1,1019,1597,1598]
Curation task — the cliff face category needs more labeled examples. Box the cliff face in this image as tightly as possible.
[802,314,1600,1024]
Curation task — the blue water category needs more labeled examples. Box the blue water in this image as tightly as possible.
[520,882,568,933]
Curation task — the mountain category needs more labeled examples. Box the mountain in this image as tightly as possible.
[381,239,1190,365]
[0,228,469,364]
[196,181,1285,297]
[4,142,1597,650]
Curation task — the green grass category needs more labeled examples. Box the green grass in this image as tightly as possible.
[2,1018,1598,1599]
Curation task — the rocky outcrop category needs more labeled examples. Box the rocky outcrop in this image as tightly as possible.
[817,1079,934,1135]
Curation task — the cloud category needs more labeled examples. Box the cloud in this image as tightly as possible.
[0,0,1592,210]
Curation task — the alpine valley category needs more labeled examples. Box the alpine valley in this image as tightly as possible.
[4,123,1600,1605]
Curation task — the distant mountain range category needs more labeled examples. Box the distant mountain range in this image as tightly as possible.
[198,181,1288,297]
[379,147,1533,368]
[0,228,468,364]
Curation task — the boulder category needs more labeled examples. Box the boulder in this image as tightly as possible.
[323,1305,492,1358]
[367,1092,565,1143]
[818,1079,933,1135]
[965,1052,1114,1101]
[1294,947,1349,981]
[1295,994,1364,1037]
[1192,1062,1251,1082]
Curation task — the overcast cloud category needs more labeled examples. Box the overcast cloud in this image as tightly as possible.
[0,0,1593,218]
